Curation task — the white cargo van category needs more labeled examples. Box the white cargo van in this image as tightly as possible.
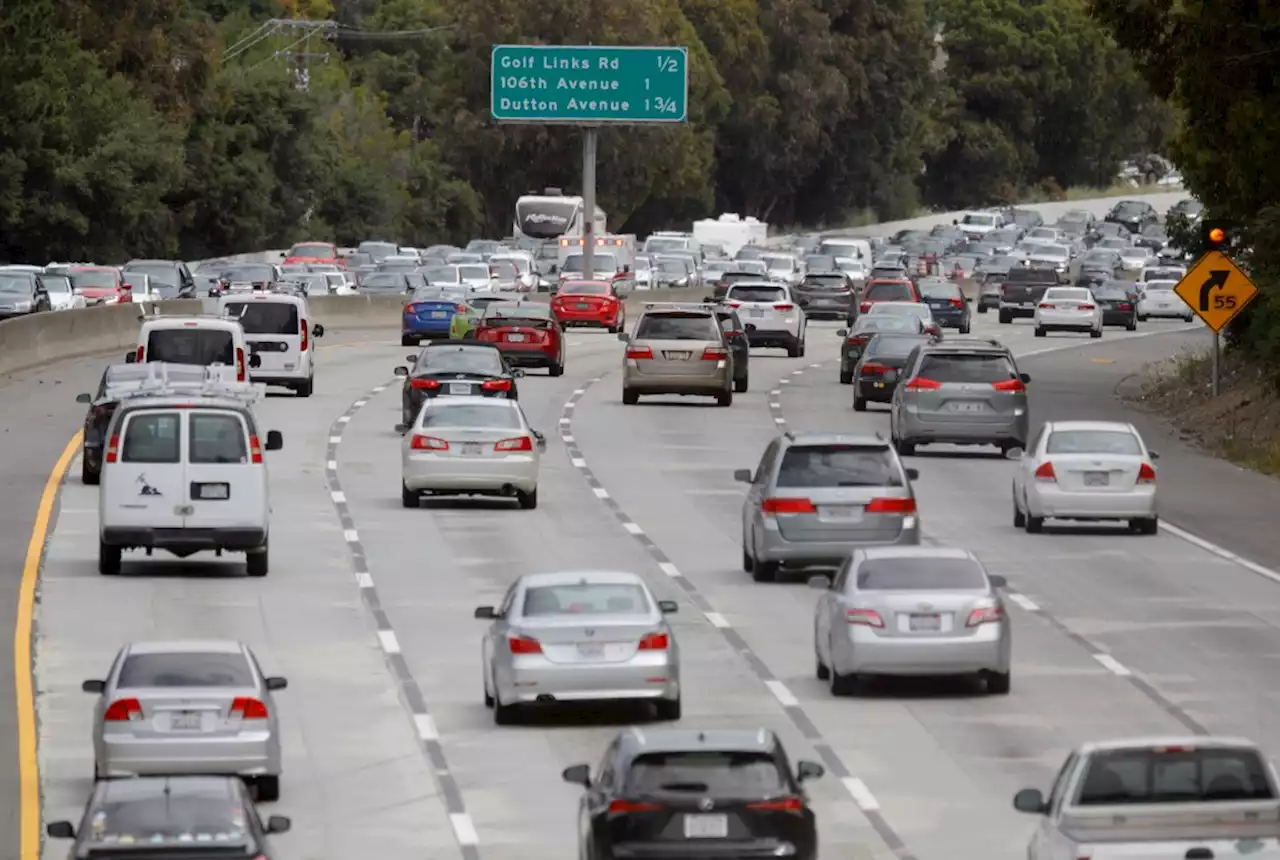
[97,367,281,577]
[128,316,259,382]
[217,292,324,397]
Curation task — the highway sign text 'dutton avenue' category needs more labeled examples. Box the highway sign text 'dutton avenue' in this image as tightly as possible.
[491,45,688,124]
[1173,250,1259,333]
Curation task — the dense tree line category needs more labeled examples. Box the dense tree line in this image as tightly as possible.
[0,0,1173,264]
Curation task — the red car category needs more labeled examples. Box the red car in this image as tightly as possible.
[857,278,920,315]
[550,280,625,332]
[69,266,131,306]
[283,241,345,270]
[473,301,565,376]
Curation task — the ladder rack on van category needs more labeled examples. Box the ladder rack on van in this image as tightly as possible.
[113,363,266,403]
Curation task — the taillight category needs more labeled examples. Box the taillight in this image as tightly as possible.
[638,632,669,650]
[456,304,467,312]
[747,797,803,812]
[1038,303,1055,309]
[865,497,916,514]
[248,434,263,464]
[609,799,662,813]
[507,635,541,654]
[1137,463,1156,483]
[991,378,1025,392]
[859,362,890,376]
[105,434,120,464]
[1079,304,1095,310]
[409,378,441,390]
[103,698,142,722]
[411,435,449,451]
[1034,461,1056,482]
[626,346,653,360]
[136,345,144,362]
[236,347,246,381]
[966,606,1005,627]
[230,697,268,719]
[1118,303,1133,311]
[494,436,533,452]
[481,379,513,392]
[701,346,728,360]
[762,497,816,515]
[846,335,869,346]
[300,319,308,351]
[859,302,871,313]
[904,377,941,390]
[846,608,885,628]
[406,303,423,313]
[774,303,795,311]
[727,301,742,308]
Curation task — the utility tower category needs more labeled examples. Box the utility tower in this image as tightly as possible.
[223,18,338,90]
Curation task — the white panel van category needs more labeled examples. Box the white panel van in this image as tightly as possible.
[129,316,259,382]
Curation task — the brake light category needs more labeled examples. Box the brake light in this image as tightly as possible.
[103,698,142,722]
[410,378,441,390]
[136,345,145,362]
[991,378,1025,392]
[411,435,449,451]
[846,334,869,345]
[1137,463,1156,483]
[249,434,263,464]
[1079,304,1095,311]
[966,606,1005,627]
[230,697,268,719]
[728,301,742,308]
[846,608,885,628]
[1034,461,1056,482]
[481,379,513,392]
[701,346,728,360]
[747,797,803,812]
[865,497,916,514]
[456,304,467,313]
[762,497,816,515]
[236,347,246,381]
[406,302,422,314]
[860,302,871,313]
[723,330,742,336]
[774,303,795,311]
[1152,745,1194,753]
[859,362,890,376]
[1118,303,1133,311]
[904,377,941,390]
[1039,303,1055,309]
[507,635,541,654]
[638,632,669,650]
[626,346,653,360]
[105,434,120,463]
[300,319,308,351]
[609,799,662,813]
[494,436,533,452]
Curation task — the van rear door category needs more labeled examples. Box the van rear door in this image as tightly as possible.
[144,325,244,381]
[185,410,263,530]
[103,410,186,530]
[223,299,302,378]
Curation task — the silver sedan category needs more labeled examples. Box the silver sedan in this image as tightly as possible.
[82,640,287,800]
[475,571,682,724]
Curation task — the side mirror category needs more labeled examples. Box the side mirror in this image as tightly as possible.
[249,353,262,368]
[265,430,283,451]
[1018,372,1031,384]
[733,468,753,483]
[394,423,410,434]
[124,352,137,363]
[264,676,287,691]
[81,679,105,694]
[394,366,410,377]
[807,574,830,590]
[1013,788,1047,814]
[1149,450,1160,460]
[512,368,526,378]
[905,468,919,480]
[616,332,630,343]
[535,435,547,452]
[658,600,678,614]
[836,329,848,337]
[265,815,292,834]
[46,822,75,839]
[76,393,92,404]
[988,574,1008,589]
[624,265,631,273]
[312,323,325,337]
[474,606,497,619]
[405,355,418,365]
[797,760,825,782]
[119,281,133,291]
[562,764,591,787]
[1004,447,1024,460]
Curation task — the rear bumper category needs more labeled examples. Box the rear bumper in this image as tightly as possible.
[99,731,277,777]
[403,317,453,334]
[1027,485,1156,520]
[998,304,1036,318]
[897,408,1026,446]
[554,308,622,328]
[403,453,538,494]
[497,345,558,367]
[856,379,897,403]
[1035,315,1097,331]
[840,628,1009,676]
[744,328,799,348]
[101,527,267,551]
[757,522,921,567]
[609,840,811,860]
[496,656,678,704]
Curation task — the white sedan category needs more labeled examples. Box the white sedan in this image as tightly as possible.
[1118,246,1155,272]
[1137,281,1193,321]
[1034,287,1103,338]
[1008,420,1159,534]
[399,396,545,509]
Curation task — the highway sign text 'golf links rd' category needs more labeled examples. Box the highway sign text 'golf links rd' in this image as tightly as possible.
[1174,250,1259,333]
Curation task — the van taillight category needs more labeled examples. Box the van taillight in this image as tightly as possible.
[136,346,144,362]
[300,320,308,351]
[105,434,120,463]
[249,435,263,464]
[236,347,246,381]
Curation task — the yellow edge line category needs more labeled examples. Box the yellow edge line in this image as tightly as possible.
[18,430,82,860]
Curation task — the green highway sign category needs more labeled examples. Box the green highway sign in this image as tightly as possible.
[491,45,688,124]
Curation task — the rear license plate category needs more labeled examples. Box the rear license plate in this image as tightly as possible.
[1084,471,1110,487]
[749,309,764,317]
[575,302,591,310]
[431,311,448,318]
[169,712,202,731]
[819,505,862,521]
[947,402,989,413]
[909,614,942,631]
[664,351,692,360]
[449,383,471,395]
[193,482,230,500]
[460,443,483,456]
[577,642,604,658]
[506,334,526,342]
[683,814,728,839]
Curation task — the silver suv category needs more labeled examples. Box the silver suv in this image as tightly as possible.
[618,303,733,406]
[889,337,1030,456]
[734,433,921,582]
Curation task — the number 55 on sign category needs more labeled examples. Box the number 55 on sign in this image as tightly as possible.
[1173,250,1259,333]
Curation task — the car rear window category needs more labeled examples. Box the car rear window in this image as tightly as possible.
[420,347,504,374]
[147,329,235,366]
[776,444,902,488]
[802,276,848,291]
[1045,289,1091,302]
[289,243,333,257]
[719,271,759,284]
[1045,430,1142,455]
[559,281,610,295]
[363,273,409,291]
[121,412,181,463]
[865,335,929,359]
[420,403,521,429]
[917,352,1017,384]
[1093,289,1128,301]
[918,282,960,299]
[189,413,249,464]
[866,282,913,301]
[70,271,118,289]
[522,582,649,615]
[726,285,785,303]
[856,557,987,590]
[118,652,254,687]
[625,751,787,796]
[1077,747,1274,805]
[855,316,919,335]
[636,313,718,341]
[223,301,299,335]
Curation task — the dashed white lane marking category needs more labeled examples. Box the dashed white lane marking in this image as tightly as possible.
[773,417,786,425]
[809,363,822,368]
[413,713,439,741]
[765,680,799,708]
[769,389,781,396]
[570,457,587,468]
[779,378,790,385]
[592,487,609,499]
[328,436,342,444]
[843,777,881,811]
[563,402,575,411]
[1007,593,1040,611]
[562,434,575,443]
[377,630,401,654]
[353,400,367,408]
[573,388,586,396]
[791,369,804,375]
[768,402,781,409]
[658,562,682,578]
[326,460,338,470]
[704,612,730,628]
[343,529,359,543]
[337,415,351,423]
[559,417,571,425]
[371,385,387,393]
[1094,654,1131,676]
[354,572,374,589]
[330,490,346,503]
[449,813,480,847]
[622,522,644,535]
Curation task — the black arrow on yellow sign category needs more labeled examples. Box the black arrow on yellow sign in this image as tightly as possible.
[1198,270,1230,311]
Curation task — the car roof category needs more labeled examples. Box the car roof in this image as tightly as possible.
[125,640,246,655]
[423,395,515,407]
[423,340,500,351]
[518,570,648,588]
[1044,420,1138,433]
[780,432,888,447]
[95,774,243,803]
[1080,736,1258,753]
[859,545,973,561]
[618,727,780,755]
[922,338,1009,353]
[725,280,785,288]
[117,394,256,413]
[143,315,241,330]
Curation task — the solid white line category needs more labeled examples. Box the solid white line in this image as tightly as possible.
[337,415,351,423]
[571,458,587,468]
[413,713,439,741]
[328,436,342,444]
[1094,653,1131,676]
[765,680,799,707]
[592,487,609,499]
[343,529,359,543]
[573,388,586,396]
[1007,593,1040,611]
[623,522,644,535]
[658,562,682,577]
[704,612,730,628]
[330,490,346,503]
[326,460,338,470]
[1018,323,1198,358]
[1161,521,1280,585]
[353,400,367,408]
[449,813,479,846]
[842,777,881,811]
[354,572,374,588]
[562,434,575,443]
[377,630,401,654]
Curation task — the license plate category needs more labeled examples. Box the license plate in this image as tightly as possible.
[909,614,942,631]
[947,402,989,413]
[431,311,448,318]
[460,442,483,456]
[749,309,764,317]
[449,383,471,395]
[169,712,202,731]
[577,642,604,658]
[683,814,728,839]
[193,483,229,500]
[819,505,862,521]
[506,333,526,342]
[664,351,692,360]
[575,302,591,310]
[1084,471,1110,487]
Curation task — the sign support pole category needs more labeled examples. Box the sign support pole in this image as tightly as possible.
[1211,331,1220,397]
[582,126,598,280]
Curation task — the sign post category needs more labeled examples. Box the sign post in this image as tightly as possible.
[1173,249,1259,396]
[491,44,689,283]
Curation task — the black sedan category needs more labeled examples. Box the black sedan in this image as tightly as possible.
[394,341,523,427]
[853,332,933,412]
[1093,283,1139,330]
[1105,199,1159,233]
[713,306,750,392]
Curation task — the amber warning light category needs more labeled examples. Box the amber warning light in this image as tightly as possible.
[1209,227,1226,244]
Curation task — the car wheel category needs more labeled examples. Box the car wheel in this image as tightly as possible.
[255,775,281,802]
[977,304,988,314]
[295,378,314,398]
[751,557,779,583]
[245,542,268,578]
[622,388,639,405]
[896,438,915,456]
[99,541,122,576]
[853,396,867,412]
[839,369,853,385]
[1138,314,1148,322]
[1012,493,1026,528]
[1034,327,1046,338]
[715,388,733,407]
[742,545,754,573]
[959,322,971,334]
[493,699,519,726]
[548,361,564,377]
[998,310,1012,324]
[734,374,749,393]
[786,340,801,358]
[986,671,1012,695]
[829,647,859,697]
[400,334,415,347]
[82,458,100,486]
[401,483,419,509]
[1090,328,1102,339]
[655,697,681,721]
[516,487,538,510]
[1131,516,1158,535]
[1025,514,1044,534]
[798,337,806,358]
[1126,319,1137,331]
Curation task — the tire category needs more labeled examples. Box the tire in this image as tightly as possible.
[853,396,867,412]
[1138,314,1148,322]
[245,542,268,577]
[986,671,1012,695]
[82,458,100,486]
[798,338,806,358]
[815,649,830,681]
[751,557,779,583]
[734,374,748,393]
[1132,516,1159,535]
[715,388,733,407]
[655,697,681,721]
[959,322,971,334]
[1034,327,1046,338]
[998,310,1012,324]
[255,775,281,802]
[829,653,859,697]
[98,540,122,576]
[786,340,801,358]
[493,699,519,726]
[622,388,639,405]
[896,439,915,456]
[401,483,418,508]
[1013,494,1026,529]
[1090,328,1102,339]
[517,487,538,509]
[1126,319,1137,331]
[1025,514,1044,534]
[839,370,853,385]
[977,304,988,314]
[400,334,415,347]
[483,680,494,708]
[548,361,564,377]
[742,546,754,573]
[295,378,313,398]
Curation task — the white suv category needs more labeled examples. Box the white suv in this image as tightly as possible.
[723,281,807,357]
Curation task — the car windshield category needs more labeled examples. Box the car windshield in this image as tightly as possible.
[41,276,72,293]
[776,444,902,488]
[727,285,785,303]
[1045,429,1142,455]
[1076,747,1274,805]
[70,271,118,290]
[625,751,786,796]
[856,557,987,590]
[86,782,250,845]
[289,243,333,257]
[419,347,504,375]
[361,273,408,292]
[560,281,610,295]
[118,652,254,687]
[522,582,650,616]
[420,403,521,429]
[865,282,913,301]
[636,313,718,341]
[0,275,31,294]
[918,353,1017,384]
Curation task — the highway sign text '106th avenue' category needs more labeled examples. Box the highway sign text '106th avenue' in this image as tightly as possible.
[491,45,689,124]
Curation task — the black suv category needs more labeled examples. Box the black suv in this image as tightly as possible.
[1105,200,1159,233]
[562,727,823,860]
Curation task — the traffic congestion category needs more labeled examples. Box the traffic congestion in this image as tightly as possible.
[17,189,1280,860]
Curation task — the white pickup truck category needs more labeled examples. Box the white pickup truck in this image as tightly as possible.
[1015,737,1280,860]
